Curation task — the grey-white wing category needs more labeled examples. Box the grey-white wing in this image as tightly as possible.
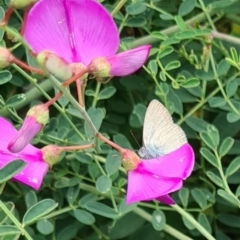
[139,100,187,159]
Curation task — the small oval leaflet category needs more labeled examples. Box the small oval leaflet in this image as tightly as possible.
[152,210,166,231]
[23,199,58,225]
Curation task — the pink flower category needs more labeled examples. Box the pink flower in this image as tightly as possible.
[126,143,194,205]
[23,0,151,77]
[8,104,49,153]
[0,117,49,190]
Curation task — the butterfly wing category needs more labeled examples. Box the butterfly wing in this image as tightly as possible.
[138,100,187,159]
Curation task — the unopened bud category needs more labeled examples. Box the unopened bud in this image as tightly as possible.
[121,149,141,171]
[0,47,14,68]
[8,0,37,9]
[88,57,111,78]
[37,51,72,80]
[41,145,62,167]
[8,104,49,153]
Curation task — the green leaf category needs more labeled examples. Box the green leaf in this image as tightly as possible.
[0,7,4,22]
[217,60,231,76]
[180,78,200,88]
[178,188,189,208]
[96,175,112,194]
[208,97,226,108]
[217,214,240,228]
[217,190,239,207]
[165,60,181,71]
[151,31,167,40]
[85,201,118,219]
[74,209,95,225]
[178,0,196,16]
[191,188,208,209]
[175,30,196,40]
[67,185,80,205]
[206,171,224,188]
[174,15,186,31]
[25,191,38,209]
[236,185,240,197]
[37,219,54,235]
[200,147,218,168]
[23,199,58,225]
[227,112,240,123]
[129,103,146,128]
[98,86,116,100]
[152,210,166,231]
[159,13,174,20]
[226,81,238,98]
[208,125,220,148]
[56,225,78,240]
[0,226,21,236]
[119,199,137,215]
[109,212,145,239]
[158,46,174,59]
[185,117,208,132]
[209,0,234,9]
[200,132,215,149]
[0,70,12,85]
[219,137,234,157]
[0,202,14,225]
[0,160,26,184]
[79,193,98,208]
[113,134,133,149]
[161,38,180,47]
[105,150,121,176]
[182,215,195,230]
[148,60,158,75]
[5,94,26,107]
[126,3,146,15]
[226,156,240,177]
[126,17,146,27]
[84,107,104,137]
[198,214,212,234]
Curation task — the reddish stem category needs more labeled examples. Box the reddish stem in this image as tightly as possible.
[12,57,44,75]
[62,68,89,87]
[1,7,14,25]
[76,80,84,107]
[20,6,31,36]
[96,133,124,153]
[59,143,93,151]
[44,92,63,108]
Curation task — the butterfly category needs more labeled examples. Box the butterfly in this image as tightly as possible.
[126,100,194,205]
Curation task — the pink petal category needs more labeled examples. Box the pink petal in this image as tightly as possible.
[107,45,151,76]
[24,0,119,65]
[0,152,49,190]
[126,167,182,204]
[65,0,119,65]
[156,195,175,205]
[0,117,48,190]
[24,0,73,63]
[141,144,194,180]
[8,116,42,153]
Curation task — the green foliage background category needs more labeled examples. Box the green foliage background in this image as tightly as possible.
[1,0,240,239]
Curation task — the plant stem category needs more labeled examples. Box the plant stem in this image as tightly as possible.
[48,75,98,135]
[171,205,216,240]
[0,201,33,240]
[133,207,193,240]
[130,12,213,48]
[111,0,127,17]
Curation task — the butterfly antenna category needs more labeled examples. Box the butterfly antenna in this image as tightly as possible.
[130,130,141,149]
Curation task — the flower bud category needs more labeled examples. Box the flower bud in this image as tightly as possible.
[88,57,111,78]
[121,149,141,171]
[37,51,72,80]
[8,0,37,9]
[0,47,14,68]
[8,104,49,153]
[41,145,62,167]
